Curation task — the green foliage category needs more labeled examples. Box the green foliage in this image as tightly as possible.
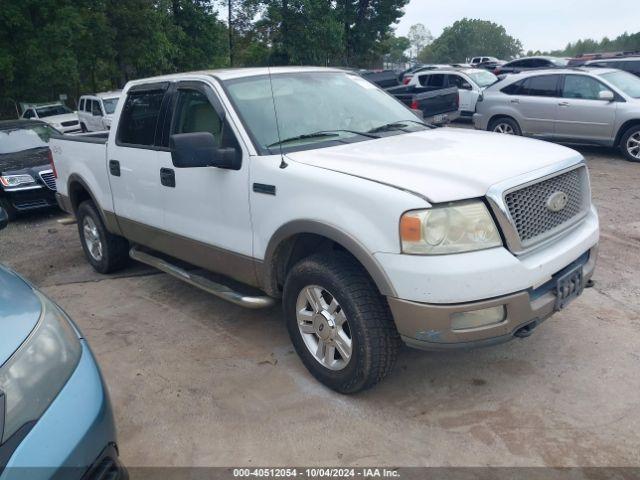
[0,0,408,117]
[418,18,522,63]
[382,35,410,64]
[527,31,640,57]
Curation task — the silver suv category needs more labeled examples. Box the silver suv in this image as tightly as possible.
[473,68,640,162]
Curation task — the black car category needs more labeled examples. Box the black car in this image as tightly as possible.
[494,56,569,76]
[0,120,59,219]
[585,57,640,78]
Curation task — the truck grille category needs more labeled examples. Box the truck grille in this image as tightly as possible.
[61,120,79,127]
[39,170,57,191]
[504,166,589,248]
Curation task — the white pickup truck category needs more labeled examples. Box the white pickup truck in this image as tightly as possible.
[51,67,599,393]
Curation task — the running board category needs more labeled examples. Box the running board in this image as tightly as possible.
[129,246,275,309]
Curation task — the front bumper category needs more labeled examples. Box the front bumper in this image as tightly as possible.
[3,187,57,212]
[0,341,126,480]
[389,245,597,350]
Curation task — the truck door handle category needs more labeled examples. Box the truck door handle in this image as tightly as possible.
[160,168,175,188]
[109,160,120,177]
[558,101,570,107]
[510,99,520,104]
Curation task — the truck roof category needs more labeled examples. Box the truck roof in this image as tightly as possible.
[125,66,347,88]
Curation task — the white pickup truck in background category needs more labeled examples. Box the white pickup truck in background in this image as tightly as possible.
[50,67,599,393]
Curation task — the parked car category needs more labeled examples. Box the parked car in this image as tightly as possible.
[385,83,460,124]
[401,64,451,84]
[0,208,127,480]
[585,57,640,78]
[494,56,569,76]
[473,68,640,162]
[568,51,640,67]
[476,59,506,72]
[470,56,501,67]
[78,92,122,132]
[51,66,599,393]
[21,103,81,134]
[406,68,498,118]
[0,120,59,219]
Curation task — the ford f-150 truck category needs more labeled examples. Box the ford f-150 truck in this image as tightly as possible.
[51,67,599,393]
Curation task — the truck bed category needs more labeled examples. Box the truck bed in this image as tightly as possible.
[387,85,459,123]
[50,132,113,214]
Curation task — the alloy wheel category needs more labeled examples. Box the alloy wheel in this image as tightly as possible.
[627,132,640,160]
[494,123,515,135]
[296,285,353,371]
[83,216,103,261]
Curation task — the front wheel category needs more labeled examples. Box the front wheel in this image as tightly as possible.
[620,126,640,162]
[0,198,17,221]
[283,253,400,393]
[488,117,522,136]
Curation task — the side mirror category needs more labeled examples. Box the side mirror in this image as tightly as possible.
[170,132,241,170]
[599,90,614,102]
[0,208,8,231]
[461,82,473,90]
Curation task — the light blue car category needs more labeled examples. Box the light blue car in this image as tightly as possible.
[0,208,127,480]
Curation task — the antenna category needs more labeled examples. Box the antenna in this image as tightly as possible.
[266,66,288,169]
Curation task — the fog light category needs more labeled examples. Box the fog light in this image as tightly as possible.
[450,306,506,331]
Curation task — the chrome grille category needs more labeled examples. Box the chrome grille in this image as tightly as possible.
[39,170,57,191]
[504,167,588,247]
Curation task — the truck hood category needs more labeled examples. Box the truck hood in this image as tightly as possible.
[42,113,77,124]
[285,128,583,203]
[0,265,41,367]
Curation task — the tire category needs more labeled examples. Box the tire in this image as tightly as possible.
[488,117,522,136]
[76,200,129,273]
[283,252,400,394]
[0,197,17,221]
[620,125,640,162]
[80,123,87,133]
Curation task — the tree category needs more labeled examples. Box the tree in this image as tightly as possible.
[382,35,410,65]
[407,23,432,61]
[419,18,522,63]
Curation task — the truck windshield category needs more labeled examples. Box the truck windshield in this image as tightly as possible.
[102,97,119,114]
[0,124,57,154]
[468,70,498,87]
[36,105,72,118]
[601,71,640,98]
[224,72,426,154]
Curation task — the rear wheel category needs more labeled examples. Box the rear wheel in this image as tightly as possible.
[76,201,129,273]
[283,253,400,393]
[620,126,640,162]
[0,198,17,221]
[488,117,522,136]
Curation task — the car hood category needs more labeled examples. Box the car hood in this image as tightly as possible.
[42,113,77,124]
[0,265,41,367]
[0,147,49,174]
[285,128,583,203]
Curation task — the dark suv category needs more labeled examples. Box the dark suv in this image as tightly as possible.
[494,56,570,76]
[0,120,59,219]
[586,57,640,78]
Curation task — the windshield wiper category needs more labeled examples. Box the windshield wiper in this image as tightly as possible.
[267,129,378,148]
[367,120,430,134]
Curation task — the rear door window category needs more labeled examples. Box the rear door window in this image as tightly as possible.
[117,89,166,147]
[426,74,446,88]
[521,75,561,96]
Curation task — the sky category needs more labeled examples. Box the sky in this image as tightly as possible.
[395,0,638,53]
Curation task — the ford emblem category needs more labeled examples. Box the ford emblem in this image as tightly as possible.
[546,191,568,212]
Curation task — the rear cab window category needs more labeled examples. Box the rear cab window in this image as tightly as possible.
[116,87,167,147]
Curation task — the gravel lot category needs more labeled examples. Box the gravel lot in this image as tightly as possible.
[1,130,639,468]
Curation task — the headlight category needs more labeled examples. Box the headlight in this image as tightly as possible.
[400,200,502,254]
[0,174,36,188]
[0,291,81,443]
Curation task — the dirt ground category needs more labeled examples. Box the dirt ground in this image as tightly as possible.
[1,131,639,468]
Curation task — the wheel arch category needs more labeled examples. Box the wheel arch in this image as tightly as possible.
[615,119,640,147]
[262,221,397,299]
[67,174,121,234]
